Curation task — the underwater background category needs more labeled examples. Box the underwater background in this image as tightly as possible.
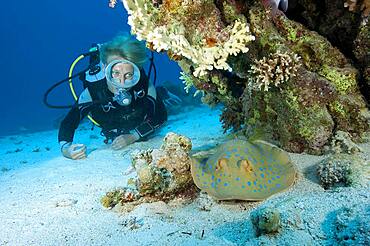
[0,0,180,136]
[0,1,369,245]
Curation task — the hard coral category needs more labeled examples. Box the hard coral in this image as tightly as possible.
[101,133,196,211]
[130,132,194,196]
[248,51,301,91]
[122,0,255,77]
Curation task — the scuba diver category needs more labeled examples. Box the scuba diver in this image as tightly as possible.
[57,34,179,159]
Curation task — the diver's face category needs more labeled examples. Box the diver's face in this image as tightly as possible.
[111,62,134,86]
[105,55,135,93]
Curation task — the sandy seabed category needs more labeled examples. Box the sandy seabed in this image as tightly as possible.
[0,105,369,246]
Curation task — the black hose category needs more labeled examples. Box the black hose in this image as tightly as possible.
[147,51,157,86]
[43,68,88,109]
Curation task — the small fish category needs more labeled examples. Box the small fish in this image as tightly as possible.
[191,139,297,201]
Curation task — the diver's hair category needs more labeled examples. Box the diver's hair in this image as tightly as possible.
[100,34,147,68]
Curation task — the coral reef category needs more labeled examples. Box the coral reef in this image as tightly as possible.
[328,130,363,154]
[133,132,194,196]
[251,207,282,236]
[118,0,370,153]
[122,0,255,77]
[287,0,370,102]
[101,132,197,211]
[316,153,368,189]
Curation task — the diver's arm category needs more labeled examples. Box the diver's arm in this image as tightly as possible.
[58,90,92,159]
[58,105,82,144]
[58,89,92,145]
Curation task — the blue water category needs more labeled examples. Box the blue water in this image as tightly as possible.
[0,0,181,136]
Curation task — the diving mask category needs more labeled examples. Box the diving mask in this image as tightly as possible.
[105,59,141,89]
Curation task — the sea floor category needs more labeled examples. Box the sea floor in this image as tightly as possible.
[0,105,369,246]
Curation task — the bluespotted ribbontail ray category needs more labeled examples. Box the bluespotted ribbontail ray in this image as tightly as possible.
[191,139,297,201]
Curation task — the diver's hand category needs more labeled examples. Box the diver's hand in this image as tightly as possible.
[112,133,140,150]
[61,142,87,160]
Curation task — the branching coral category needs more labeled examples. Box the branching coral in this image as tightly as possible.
[179,71,197,95]
[248,52,301,91]
[122,0,255,77]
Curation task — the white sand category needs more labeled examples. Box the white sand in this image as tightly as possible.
[0,105,369,246]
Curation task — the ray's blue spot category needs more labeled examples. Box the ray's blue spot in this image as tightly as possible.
[253,181,257,186]
[201,172,204,176]
[260,173,265,178]
[217,178,221,183]
[203,182,208,185]
[259,167,263,171]
[242,185,246,188]
[211,175,215,180]
[211,182,215,188]
[259,184,263,189]
[268,180,272,184]
[276,183,281,188]
[224,183,229,187]
[247,181,251,186]
[235,177,240,181]
[253,190,257,192]
[276,175,280,179]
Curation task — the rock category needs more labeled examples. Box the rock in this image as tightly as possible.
[316,153,368,189]
[251,207,282,236]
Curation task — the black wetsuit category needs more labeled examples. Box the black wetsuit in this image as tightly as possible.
[58,69,167,143]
